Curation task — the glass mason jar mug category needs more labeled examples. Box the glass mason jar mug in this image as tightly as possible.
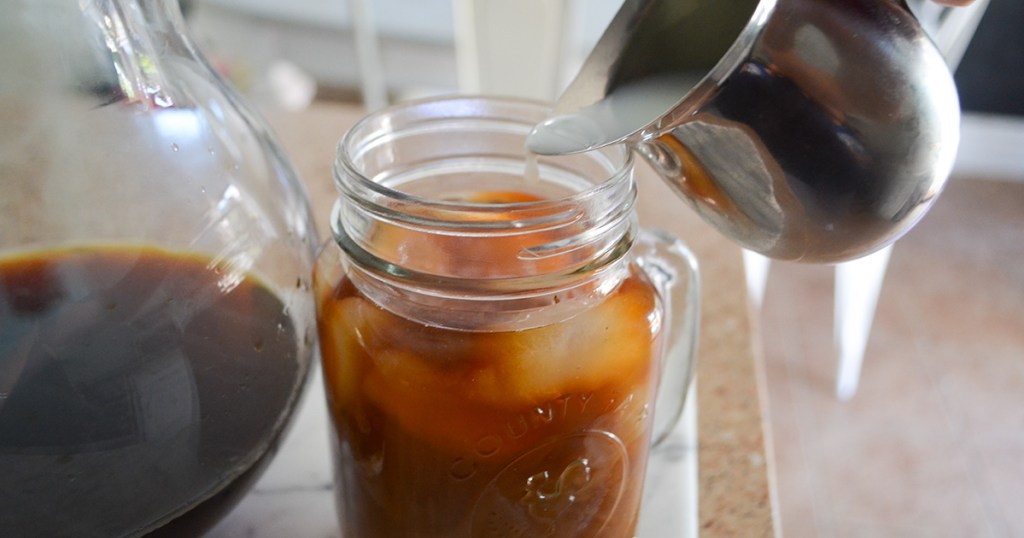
[315,97,700,537]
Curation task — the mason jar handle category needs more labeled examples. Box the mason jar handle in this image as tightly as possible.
[633,228,701,447]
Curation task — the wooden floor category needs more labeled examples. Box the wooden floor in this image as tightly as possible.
[759,177,1024,537]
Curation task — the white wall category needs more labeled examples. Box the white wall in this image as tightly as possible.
[191,0,623,101]
[202,0,455,42]
[956,113,1024,182]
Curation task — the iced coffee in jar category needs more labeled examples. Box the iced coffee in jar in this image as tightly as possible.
[314,97,699,537]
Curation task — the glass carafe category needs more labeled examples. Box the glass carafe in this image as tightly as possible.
[0,1,318,536]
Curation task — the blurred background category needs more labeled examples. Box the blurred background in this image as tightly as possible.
[181,0,617,105]
[181,1,1023,536]
[180,0,1024,179]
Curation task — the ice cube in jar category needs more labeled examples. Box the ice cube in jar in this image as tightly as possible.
[315,245,664,538]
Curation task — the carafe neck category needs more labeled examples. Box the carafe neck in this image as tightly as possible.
[80,0,195,107]
[3,0,198,109]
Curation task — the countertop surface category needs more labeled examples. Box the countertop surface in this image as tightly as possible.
[207,101,775,537]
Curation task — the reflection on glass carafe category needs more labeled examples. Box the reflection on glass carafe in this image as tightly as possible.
[0,1,319,535]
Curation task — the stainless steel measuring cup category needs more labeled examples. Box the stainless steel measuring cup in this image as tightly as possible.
[529,0,959,262]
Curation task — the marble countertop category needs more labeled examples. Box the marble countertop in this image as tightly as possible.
[207,102,775,537]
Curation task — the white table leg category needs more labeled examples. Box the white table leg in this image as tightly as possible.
[833,245,893,400]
